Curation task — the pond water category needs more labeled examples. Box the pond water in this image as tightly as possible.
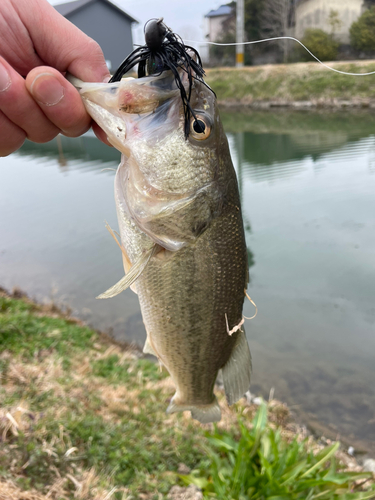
[1,110,374,454]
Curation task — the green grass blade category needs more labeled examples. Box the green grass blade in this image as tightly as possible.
[300,442,340,478]
[279,459,308,485]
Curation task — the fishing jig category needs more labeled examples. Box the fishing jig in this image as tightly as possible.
[109,18,213,138]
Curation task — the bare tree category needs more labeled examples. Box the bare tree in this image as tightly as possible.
[259,0,294,62]
[328,9,343,37]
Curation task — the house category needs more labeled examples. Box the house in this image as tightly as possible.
[205,4,234,42]
[54,0,138,71]
[295,0,366,44]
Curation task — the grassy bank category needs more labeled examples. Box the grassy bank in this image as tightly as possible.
[205,60,375,107]
[0,290,374,499]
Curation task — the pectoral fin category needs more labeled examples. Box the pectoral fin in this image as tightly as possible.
[222,329,252,405]
[97,245,157,299]
[121,252,138,293]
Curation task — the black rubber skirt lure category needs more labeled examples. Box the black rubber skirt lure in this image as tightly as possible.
[109,18,213,138]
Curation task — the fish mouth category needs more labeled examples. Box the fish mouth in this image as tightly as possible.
[77,72,184,152]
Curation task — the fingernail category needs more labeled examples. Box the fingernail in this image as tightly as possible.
[30,73,64,106]
[0,62,11,92]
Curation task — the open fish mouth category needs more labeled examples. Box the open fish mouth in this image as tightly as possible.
[71,72,184,154]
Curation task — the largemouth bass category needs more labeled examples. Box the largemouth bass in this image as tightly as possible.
[69,62,252,423]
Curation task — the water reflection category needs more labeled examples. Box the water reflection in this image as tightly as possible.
[1,110,375,454]
[223,110,375,183]
[18,132,121,172]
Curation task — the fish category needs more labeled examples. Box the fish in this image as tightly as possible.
[68,40,252,424]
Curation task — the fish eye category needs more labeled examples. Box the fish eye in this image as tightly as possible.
[190,114,211,140]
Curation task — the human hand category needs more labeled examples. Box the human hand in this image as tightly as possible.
[0,0,111,156]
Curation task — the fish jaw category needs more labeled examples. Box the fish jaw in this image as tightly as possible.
[76,75,182,154]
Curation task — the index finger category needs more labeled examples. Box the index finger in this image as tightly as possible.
[13,0,111,83]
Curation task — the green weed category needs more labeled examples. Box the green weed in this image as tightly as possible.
[182,402,375,499]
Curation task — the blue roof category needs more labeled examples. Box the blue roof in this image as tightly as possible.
[205,5,233,18]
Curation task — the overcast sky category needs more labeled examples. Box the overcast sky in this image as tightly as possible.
[48,0,225,48]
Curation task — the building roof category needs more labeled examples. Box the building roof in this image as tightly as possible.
[54,0,138,23]
[205,5,233,18]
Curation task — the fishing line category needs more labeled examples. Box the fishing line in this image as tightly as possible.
[243,290,258,320]
[184,36,375,77]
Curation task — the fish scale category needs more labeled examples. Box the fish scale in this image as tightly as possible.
[130,177,248,412]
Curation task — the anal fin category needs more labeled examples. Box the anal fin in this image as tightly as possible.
[143,338,157,357]
[222,329,252,405]
[97,244,157,299]
[167,396,221,424]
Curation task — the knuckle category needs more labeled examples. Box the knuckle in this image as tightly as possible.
[61,122,90,138]
[59,115,82,132]
[29,130,59,144]
[85,38,103,57]
[0,133,26,156]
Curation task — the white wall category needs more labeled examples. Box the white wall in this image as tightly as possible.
[295,0,364,43]
[207,15,229,42]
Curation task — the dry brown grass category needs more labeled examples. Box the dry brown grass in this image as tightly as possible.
[1,289,373,499]
[0,473,121,500]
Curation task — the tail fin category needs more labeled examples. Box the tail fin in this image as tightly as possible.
[167,396,221,423]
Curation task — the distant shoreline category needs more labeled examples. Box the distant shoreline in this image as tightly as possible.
[205,60,375,109]
[218,97,375,110]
